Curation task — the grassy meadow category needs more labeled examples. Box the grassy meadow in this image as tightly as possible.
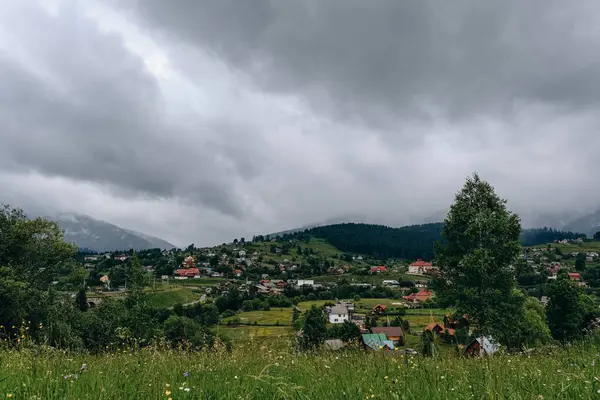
[3,339,600,399]
[146,288,201,308]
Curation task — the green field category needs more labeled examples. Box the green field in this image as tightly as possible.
[222,308,294,326]
[146,288,201,308]
[3,339,600,399]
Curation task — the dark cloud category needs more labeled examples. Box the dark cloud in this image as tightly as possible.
[1,0,600,246]
[0,2,260,218]
[125,0,600,125]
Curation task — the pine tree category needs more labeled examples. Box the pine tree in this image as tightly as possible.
[434,173,522,337]
[76,288,88,312]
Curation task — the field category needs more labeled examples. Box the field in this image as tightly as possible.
[222,308,294,326]
[3,339,600,399]
[146,288,202,308]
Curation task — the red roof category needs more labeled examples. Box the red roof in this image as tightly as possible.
[410,259,432,267]
[175,268,200,277]
[403,289,433,302]
[370,266,387,272]
[373,304,387,310]
[234,269,242,274]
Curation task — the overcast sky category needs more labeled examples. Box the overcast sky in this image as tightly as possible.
[2,0,600,247]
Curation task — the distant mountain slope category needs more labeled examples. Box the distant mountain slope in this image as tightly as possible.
[562,209,600,236]
[282,222,584,260]
[49,213,177,252]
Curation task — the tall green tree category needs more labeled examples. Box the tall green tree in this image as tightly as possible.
[546,275,598,342]
[76,288,89,312]
[575,253,586,272]
[434,173,522,338]
[298,306,327,351]
[0,205,76,336]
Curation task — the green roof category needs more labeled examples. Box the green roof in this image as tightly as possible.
[362,333,395,351]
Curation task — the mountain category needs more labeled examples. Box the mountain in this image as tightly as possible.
[268,214,371,237]
[48,213,177,252]
[562,209,600,236]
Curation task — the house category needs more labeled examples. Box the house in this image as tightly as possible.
[234,269,243,277]
[370,266,387,274]
[296,279,315,288]
[382,280,399,287]
[443,314,469,331]
[403,289,433,303]
[408,259,434,275]
[84,255,99,261]
[425,321,455,337]
[372,304,387,315]
[371,327,405,345]
[463,336,500,357]
[329,305,350,324]
[568,272,581,281]
[361,333,395,352]
[114,254,129,261]
[238,250,246,257]
[175,268,200,278]
[424,322,444,335]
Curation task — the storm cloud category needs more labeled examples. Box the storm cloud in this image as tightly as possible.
[1,0,600,246]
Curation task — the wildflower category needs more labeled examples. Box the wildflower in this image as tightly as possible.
[165,384,170,387]
[7,395,13,399]
[184,388,191,392]
[165,390,171,396]
[234,376,238,379]
[80,364,88,371]
[183,371,189,377]
[265,369,270,375]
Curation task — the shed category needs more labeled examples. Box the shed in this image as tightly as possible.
[463,336,500,357]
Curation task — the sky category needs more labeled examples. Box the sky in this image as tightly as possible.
[2,0,600,247]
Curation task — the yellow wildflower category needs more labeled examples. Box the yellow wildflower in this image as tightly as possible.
[7,395,13,398]
[165,390,171,396]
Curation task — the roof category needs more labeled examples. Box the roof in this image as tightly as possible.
[330,305,349,315]
[371,326,404,338]
[568,272,581,277]
[424,322,443,331]
[410,259,432,267]
[372,304,387,310]
[361,333,395,351]
[465,336,500,355]
[324,339,345,350]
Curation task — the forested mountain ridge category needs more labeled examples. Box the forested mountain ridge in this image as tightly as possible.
[276,222,586,260]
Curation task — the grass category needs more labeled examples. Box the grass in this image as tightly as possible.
[3,339,600,399]
[146,288,201,308]
[222,308,294,326]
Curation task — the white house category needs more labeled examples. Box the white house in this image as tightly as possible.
[296,279,315,288]
[328,305,350,324]
[382,280,399,286]
[408,259,435,275]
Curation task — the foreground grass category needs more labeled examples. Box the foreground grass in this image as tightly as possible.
[3,341,600,399]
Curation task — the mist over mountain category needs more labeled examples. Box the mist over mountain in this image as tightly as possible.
[48,213,177,252]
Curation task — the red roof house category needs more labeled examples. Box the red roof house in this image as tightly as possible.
[372,304,387,314]
[234,269,243,277]
[403,288,433,303]
[568,272,581,281]
[370,266,387,273]
[408,259,435,275]
[175,268,200,277]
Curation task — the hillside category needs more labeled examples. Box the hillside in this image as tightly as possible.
[50,213,177,252]
[278,222,587,261]
[563,209,600,236]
